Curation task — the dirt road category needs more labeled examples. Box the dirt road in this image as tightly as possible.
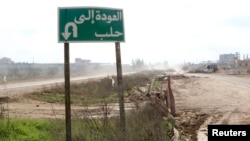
[1,73,250,141]
[173,73,250,141]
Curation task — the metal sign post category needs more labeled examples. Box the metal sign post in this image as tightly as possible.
[64,42,71,141]
[59,7,125,141]
[115,42,126,140]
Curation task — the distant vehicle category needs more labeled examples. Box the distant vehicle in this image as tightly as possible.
[207,64,218,72]
[155,75,167,81]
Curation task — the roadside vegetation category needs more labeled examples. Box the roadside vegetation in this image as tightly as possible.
[25,70,163,105]
[0,118,51,141]
[0,70,184,141]
[0,111,176,141]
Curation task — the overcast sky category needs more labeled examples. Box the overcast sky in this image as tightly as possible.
[1,0,250,65]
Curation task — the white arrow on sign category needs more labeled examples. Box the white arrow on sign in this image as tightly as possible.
[61,22,78,40]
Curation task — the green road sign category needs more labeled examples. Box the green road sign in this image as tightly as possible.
[58,7,125,42]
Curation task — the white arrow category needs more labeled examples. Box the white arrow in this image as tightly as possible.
[61,22,78,40]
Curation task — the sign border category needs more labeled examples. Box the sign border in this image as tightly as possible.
[58,6,125,43]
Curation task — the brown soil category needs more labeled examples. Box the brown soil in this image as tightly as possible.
[1,74,250,141]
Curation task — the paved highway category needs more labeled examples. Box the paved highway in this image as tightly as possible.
[2,72,249,97]
[0,73,119,96]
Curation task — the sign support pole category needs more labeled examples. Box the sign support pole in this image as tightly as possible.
[64,42,71,141]
[115,42,126,140]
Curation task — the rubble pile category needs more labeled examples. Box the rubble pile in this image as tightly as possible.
[127,74,208,141]
[127,74,179,139]
[128,75,176,116]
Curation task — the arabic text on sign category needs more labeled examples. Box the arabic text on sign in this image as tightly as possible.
[95,27,123,38]
[74,10,122,24]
